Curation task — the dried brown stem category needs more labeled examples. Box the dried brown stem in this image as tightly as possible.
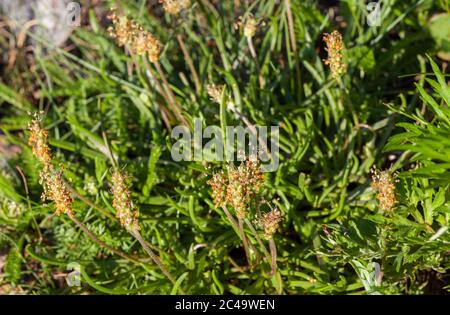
[142,57,175,129]
[154,61,188,126]
[247,36,264,88]
[284,0,302,99]
[177,34,201,92]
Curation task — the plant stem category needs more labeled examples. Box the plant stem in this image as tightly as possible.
[177,34,201,93]
[142,57,176,129]
[16,166,43,242]
[268,238,277,277]
[68,213,141,264]
[244,218,269,259]
[238,217,252,267]
[222,206,255,267]
[247,36,264,88]
[130,228,185,294]
[284,0,302,101]
[154,61,188,126]
[67,185,116,221]
[222,205,238,229]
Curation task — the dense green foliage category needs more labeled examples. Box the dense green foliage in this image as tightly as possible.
[0,0,449,294]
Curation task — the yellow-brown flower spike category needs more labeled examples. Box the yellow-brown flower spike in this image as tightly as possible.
[28,112,73,216]
[28,112,52,167]
[107,13,135,47]
[323,31,347,78]
[107,9,161,63]
[226,159,264,219]
[132,29,162,63]
[207,170,227,208]
[206,84,225,104]
[40,167,74,216]
[254,207,282,239]
[160,0,191,15]
[243,17,258,38]
[111,170,140,231]
[371,168,398,212]
[235,15,261,39]
[208,159,264,219]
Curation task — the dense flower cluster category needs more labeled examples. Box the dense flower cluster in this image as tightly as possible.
[107,9,161,62]
[160,0,191,15]
[28,113,73,216]
[28,113,52,166]
[254,208,282,239]
[235,15,260,38]
[208,159,264,219]
[111,170,140,231]
[371,168,398,212]
[39,167,74,216]
[207,83,225,104]
[243,17,258,38]
[208,170,227,208]
[323,31,347,78]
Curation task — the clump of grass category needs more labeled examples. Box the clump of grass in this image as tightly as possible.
[110,168,181,291]
[208,159,282,276]
[1,0,449,295]
[27,113,141,264]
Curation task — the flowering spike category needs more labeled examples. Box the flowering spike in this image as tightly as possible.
[208,159,264,219]
[28,112,52,167]
[371,168,398,212]
[206,84,225,104]
[107,9,161,63]
[323,31,347,78]
[254,207,282,239]
[111,170,140,231]
[160,0,191,15]
[28,112,73,216]
[40,167,74,216]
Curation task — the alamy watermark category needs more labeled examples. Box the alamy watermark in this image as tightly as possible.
[66,262,81,287]
[171,118,280,172]
[65,1,81,27]
[366,2,381,27]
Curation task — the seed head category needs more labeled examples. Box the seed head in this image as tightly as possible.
[28,113,73,216]
[111,170,140,231]
[40,167,74,216]
[323,31,347,78]
[244,17,258,38]
[236,15,261,39]
[28,112,52,167]
[254,207,282,239]
[132,29,162,62]
[207,170,227,208]
[107,9,161,62]
[226,159,264,218]
[371,168,398,212]
[208,159,264,219]
[160,0,191,15]
[107,13,135,47]
[207,84,225,104]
